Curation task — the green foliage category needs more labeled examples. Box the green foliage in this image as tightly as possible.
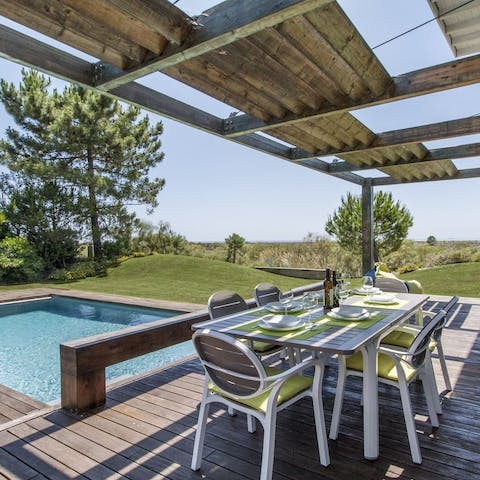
[0,236,44,283]
[325,191,413,259]
[48,260,112,282]
[1,176,79,269]
[0,69,165,260]
[0,212,9,240]
[426,235,437,246]
[132,221,187,255]
[225,233,245,264]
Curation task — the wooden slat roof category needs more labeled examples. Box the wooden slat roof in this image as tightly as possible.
[0,0,479,186]
[429,0,480,57]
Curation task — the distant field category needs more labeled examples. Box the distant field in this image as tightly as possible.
[1,256,478,303]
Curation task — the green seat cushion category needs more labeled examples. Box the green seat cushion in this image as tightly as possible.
[239,338,279,353]
[381,330,436,351]
[209,366,312,413]
[253,341,280,353]
[346,351,417,382]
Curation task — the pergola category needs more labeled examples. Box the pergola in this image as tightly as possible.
[1,0,479,273]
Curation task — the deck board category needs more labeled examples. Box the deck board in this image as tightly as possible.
[0,296,478,479]
[0,385,48,425]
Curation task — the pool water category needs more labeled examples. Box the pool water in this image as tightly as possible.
[0,297,195,402]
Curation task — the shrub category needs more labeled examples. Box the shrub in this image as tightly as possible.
[48,260,114,282]
[0,236,44,283]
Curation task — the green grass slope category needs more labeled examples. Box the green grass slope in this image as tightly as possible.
[66,255,313,304]
[400,262,480,298]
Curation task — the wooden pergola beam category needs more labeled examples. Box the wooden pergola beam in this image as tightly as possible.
[0,24,93,86]
[292,115,480,159]
[223,54,480,137]
[106,0,192,45]
[0,24,365,186]
[94,0,334,90]
[328,142,480,173]
[372,167,480,186]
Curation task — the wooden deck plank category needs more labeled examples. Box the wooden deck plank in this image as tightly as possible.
[0,297,477,479]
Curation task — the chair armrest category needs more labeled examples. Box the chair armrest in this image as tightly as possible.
[378,345,410,357]
[264,358,322,383]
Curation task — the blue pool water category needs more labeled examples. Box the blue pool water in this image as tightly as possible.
[0,296,195,402]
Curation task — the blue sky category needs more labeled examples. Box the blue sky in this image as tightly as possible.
[1,0,479,241]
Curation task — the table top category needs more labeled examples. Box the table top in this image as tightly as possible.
[192,293,429,355]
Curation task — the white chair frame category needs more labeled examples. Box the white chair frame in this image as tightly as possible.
[329,310,447,464]
[191,330,330,480]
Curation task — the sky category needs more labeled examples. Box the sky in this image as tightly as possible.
[0,0,479,242]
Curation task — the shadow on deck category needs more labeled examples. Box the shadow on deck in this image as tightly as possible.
[0,297,478,480]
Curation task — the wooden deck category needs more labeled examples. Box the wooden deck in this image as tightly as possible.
[0,297,478,480]
[0,386,48,426]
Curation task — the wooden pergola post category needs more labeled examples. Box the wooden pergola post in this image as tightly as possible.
[362,179,374,275]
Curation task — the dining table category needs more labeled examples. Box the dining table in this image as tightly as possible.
[192,291,430,460]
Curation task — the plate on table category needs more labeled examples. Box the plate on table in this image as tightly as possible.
[259,315,306,331]
[265,301,303,313]
[352,287,381,295]
[365,293,398,305]
[327,306,370,321]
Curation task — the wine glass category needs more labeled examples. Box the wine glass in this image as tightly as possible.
[335,285,350,305]
[302,292,317,327]
[279,290,294,314]
[362,275,374,291]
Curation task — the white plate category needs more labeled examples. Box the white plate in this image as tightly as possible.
[265,301,303,313]
[327,309,370,321]
[352,287,381,295]
[365,295,399,305]
[259,315,306,331]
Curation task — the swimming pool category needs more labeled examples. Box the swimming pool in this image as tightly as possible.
[0,296,195,403]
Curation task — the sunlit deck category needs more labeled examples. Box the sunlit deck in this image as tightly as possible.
[0,296,478,480]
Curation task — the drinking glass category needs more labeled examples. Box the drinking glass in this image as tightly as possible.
[279,290,294,314]
[335,285,350,305]
[362,275,374,291]
[302,292,317,327]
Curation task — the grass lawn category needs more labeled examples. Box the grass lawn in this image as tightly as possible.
[45,255,313,304]
[1,256,478,304]
[400,261,480,298]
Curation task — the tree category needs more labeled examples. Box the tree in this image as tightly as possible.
[426,235,437,246]
[1,173,79,269]
[225,233,245,264]
[0,69,165,260]
[325,191,413,259]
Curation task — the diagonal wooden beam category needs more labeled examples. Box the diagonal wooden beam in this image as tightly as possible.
[0,24,93,86]
[94,0,334,90]
[372,167,480,186]
[0,24,362,185]
[292,116,480,159]
[223,54,480,137]
[328,143,480,173]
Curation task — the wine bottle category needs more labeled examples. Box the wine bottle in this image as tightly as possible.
[332,270,339,308]
[323,268,333,310]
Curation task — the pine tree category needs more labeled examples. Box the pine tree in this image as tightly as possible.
[0,69,165,260]
[325,191,413,259]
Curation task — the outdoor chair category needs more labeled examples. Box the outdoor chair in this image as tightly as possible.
[381,296,459,393]
[374,276,409,293]
[329,309,447,464]
[191,330,330,479]
[208,290,281,357]
[254,282,281,306]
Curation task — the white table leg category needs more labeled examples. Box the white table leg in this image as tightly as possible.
[362,341,379,459]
